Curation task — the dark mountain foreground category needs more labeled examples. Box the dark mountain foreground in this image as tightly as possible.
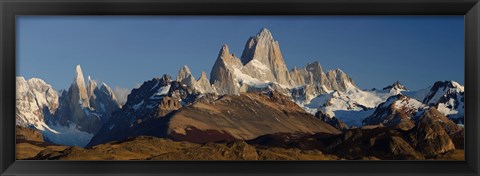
[28,135,340,160]
[18,123,463,160]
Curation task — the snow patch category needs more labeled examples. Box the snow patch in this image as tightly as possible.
[155,85,171,96]
[250,59,270,71]
[132,100,144,111]
[41,123,94,147]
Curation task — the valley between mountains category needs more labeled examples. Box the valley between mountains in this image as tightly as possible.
[16,28,464,160]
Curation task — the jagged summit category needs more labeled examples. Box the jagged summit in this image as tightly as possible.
[306,61,324,73]
[255,28,274,41]
[239,28,291,86]
[363,94,428,130]
[99,82,117,101]
[220,44,230,56]
[240,28,280,64]
[177,65,197,89]
[55,65,120,137]
[75,65,84,81]
[383,81,407,91]
[198,71,208,81]
[16,76,59,131]
[177,65,193,81]
[210,28,358,97]
[72,65,89,108]
[196,71,215,93]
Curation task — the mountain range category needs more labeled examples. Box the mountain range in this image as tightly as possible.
[16,28,464,160]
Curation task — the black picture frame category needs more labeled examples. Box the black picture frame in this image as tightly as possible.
[1,0,479,175]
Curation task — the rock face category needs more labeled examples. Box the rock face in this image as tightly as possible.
[325,69,356,92]
[16,77,59,132]
[289,67,311,86]
[363,94,428,130]
[306,61,328,87]
[196,71,215,93]
[240,28,292,86]
[210,45,242,95]
[54,65,120,134]
[90,83,120,123]
[411,108,458,157]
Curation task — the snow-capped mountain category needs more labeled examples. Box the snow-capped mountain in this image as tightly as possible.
[421,81,464,123]
[303,81,406,127]
[205,28,465,127]
[16,77,59,132]
[88,74,202,146]
[116,74,198,123]
[399,80,464,123]
[363,94,429,130]
[304,80,465,128]
[382,81,408,94]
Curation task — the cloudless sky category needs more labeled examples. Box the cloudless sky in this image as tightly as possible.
[17,16,464,91]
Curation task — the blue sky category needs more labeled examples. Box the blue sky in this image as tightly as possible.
[17,16,464,92]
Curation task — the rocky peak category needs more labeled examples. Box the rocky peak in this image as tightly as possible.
[54,65,120,135]
[177,65,197,89]
[289,66,309,86]
[199,71,208,81]
[72,65,89,107]
[215,45,241,68]
[363,94,428,130]
[86,76,97,98]
[196,71,215,93]
[255,28,274,43]
[423,81,464,106]
[160,74,173,85]
[421,80,464,123]
[325,69,356,92]
[177,65,193,81]
[383,81,407,92]
[413,107,457,157]
[210,45,241,95]
[99,82,117,101]
[240,28,291,86]
[306,61,324,74]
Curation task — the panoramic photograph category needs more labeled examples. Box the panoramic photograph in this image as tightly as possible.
[16,16,464,160]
